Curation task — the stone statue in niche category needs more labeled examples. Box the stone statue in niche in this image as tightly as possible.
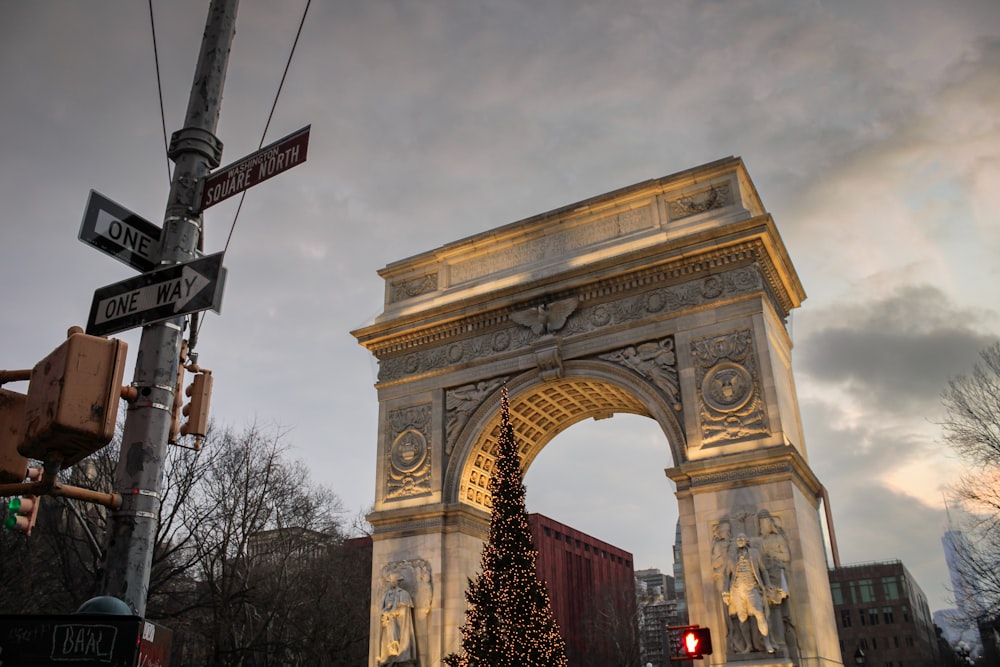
[377,560,433,666]
[722,533,776,655]
[759,511,797,657]
[378,572,416,665]
[714,509,794,659]
[711,520,739,648]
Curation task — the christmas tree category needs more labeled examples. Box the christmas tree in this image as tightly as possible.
[444,387,568,667]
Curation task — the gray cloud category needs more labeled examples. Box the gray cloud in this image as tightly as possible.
[797,285,997,412]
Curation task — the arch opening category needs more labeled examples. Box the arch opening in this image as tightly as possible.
[448,366,683,514]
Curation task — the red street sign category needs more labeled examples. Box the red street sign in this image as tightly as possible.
[199,125,310,211]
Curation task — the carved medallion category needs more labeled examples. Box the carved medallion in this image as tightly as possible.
[692,330,768,446]
[386,405,432,500]
[391,430,427,474]
[702,362,753,412]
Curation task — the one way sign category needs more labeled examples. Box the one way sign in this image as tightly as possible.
[86,253,227,337]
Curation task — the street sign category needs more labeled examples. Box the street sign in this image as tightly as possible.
[86,252,226,337]
[0,614,172,667]
[200,124,310,210]
[79,190,161,272]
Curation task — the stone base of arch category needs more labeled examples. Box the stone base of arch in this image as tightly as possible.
[367,503,488,667]
[669,446,842,666]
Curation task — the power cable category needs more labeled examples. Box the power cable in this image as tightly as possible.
[223,0,312,256]
[194,0,313,344]
[148,0,172,185]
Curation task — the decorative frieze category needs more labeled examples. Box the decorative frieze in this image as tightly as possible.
[386,405,433,500]
[378,265,763,383]
[445,377,508,455]
[390,273,439,303]
[692,329,768,447]
[599,337,681,409]
[667,182,733,220]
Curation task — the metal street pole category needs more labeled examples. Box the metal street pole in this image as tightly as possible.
[97,0,239,615]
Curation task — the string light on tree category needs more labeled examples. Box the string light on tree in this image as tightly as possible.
[444,386,568,666]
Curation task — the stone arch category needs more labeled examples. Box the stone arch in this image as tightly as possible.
[354,157,844,666]
[445,361,686,511]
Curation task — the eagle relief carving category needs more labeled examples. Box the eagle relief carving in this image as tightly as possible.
[510,297,578,335]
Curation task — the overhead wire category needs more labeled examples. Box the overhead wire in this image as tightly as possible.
[148,0,172,185]
[223,0,313,256]
[194,0,313,344]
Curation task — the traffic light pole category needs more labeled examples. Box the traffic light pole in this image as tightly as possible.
[97,0,239,615]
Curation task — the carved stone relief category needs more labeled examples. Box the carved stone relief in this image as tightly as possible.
[692,329,768,446]
[711,509,796,662]
[377,559,433,666]
[445,377,508,455]
[378,265,763,382]
[599,337,681,410]
[386,405,432,500]
[667,182,733,220]
[390,273,439,303]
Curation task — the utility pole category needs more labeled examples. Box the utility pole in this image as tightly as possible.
[97,0,239,615]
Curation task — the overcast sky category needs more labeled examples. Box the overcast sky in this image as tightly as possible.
[2,0,998,614]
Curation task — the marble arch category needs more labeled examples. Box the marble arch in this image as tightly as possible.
[353,157,843,666]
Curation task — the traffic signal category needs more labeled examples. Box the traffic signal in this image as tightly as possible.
[0,388,28,483]
[180,371,213,441]
[168,342,188,444]
[4,494,39,536]
[20,328,128,467]
[678,627,712,660]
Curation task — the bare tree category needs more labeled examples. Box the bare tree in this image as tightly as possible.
[941,341,1000,619]
[1,421,372,667]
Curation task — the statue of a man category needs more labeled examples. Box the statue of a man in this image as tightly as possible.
[378,573,417,665]
[722,533,775,654]
[760,513,794,653]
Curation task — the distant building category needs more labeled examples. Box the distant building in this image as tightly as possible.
[937,527,986,659]
[672,519,687,621]
[635,568,675,601]
[528,513,639,666]
[828,560,940,666]
[636,568,681,667]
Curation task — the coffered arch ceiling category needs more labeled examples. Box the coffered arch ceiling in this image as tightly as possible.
[449,364,682,513]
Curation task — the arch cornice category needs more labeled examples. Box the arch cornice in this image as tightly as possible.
[355,226,800,361]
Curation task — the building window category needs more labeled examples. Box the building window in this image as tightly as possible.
[858,578,876,603]
[859,638,868,651]
[882,575,900,600]
[869,608,880,625]
[883,606,894,624]
[905,635,914,648]
[860,609,867,626]
[841,609,852,628]
[872,637,878,649]
[902,604,911,623]
[831,581,844,605]
[893,636,899,648]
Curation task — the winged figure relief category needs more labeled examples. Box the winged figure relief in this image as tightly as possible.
[510,297,579,335]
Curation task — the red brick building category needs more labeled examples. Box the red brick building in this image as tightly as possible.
[828,560,940,666]
[528,513,639,666]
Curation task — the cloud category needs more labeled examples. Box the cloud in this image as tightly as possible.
[797,285,997,413]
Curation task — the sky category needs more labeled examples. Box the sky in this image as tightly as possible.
[1,0,998,615]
